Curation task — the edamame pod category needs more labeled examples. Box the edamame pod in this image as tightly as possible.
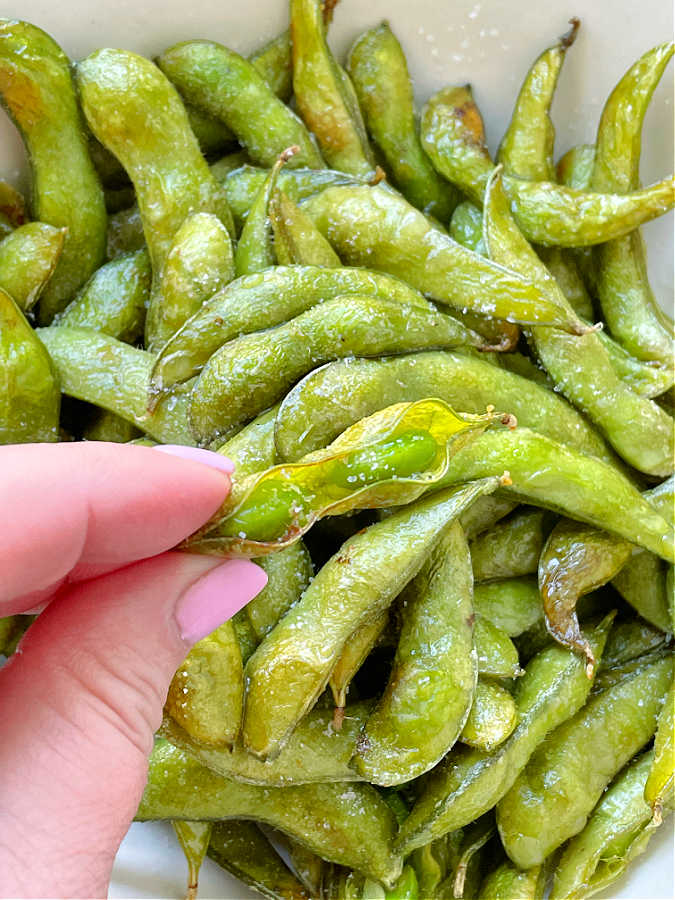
[550,750,659,900]
[435,427,674,562]
[172,820,212,900]
[483,168,674,477]
[473,578,543,637]
[353,521,476,785]
[450,201,486,255]
[0,222,65,311]
[207,820,311,899]
[76,49,234,279]
[0,20,107,322]
[139,740,403,887]
[241,480,502,758]
[37,326,192,444]
[459,495,518,540]
[290,0,375,176]
[160,699,371,785]
[347,23,458,220]
[165,619,244,747]
[235,148,298,277]
[497,19,579,181]
[189,294,485,443]
[273,352,614,463]
[591,44,674,365]
[56,250,150,343]
[470,507,553,583]
[1,287,59,443]
[597,329,674,398]
[496,654,672,868]
[612,544,672,632]
[151,264,431,395]
[270,189,342,267]
[442,815,495,900]
[106,206,145,260]
[329,612,389,711]
[460,679,518,752]
[474,617,522,679]
[645,677,674,818]
[245,542,313,644]
[600,620,668,671]
[216,405,278,477]
[301,184,584,331]
[146,212,234,351]
[157,41,323,170]
[189,401,505,556]
[249,30,293,101]
[83,410,141,443]
[394,615,613,854]
[0,615,32,656]
[477,860,544,900]
[0,180,25,228]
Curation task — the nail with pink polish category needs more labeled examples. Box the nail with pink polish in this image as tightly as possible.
[152,444,235,474]
[175,560,268,645]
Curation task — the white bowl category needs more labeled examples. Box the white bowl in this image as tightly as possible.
[2,1,672,898]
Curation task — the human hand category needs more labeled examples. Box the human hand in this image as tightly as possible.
[0,441,268,899]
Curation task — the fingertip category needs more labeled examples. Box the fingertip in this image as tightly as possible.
[153,444,235,475]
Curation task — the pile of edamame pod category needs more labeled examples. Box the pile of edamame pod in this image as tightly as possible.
[0,0,673,896]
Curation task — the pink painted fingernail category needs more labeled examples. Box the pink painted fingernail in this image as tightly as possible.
[153,444,235,475]
[175,559,268,645]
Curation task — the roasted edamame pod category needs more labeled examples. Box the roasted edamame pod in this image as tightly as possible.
[473,617,522,679]
[290,0,375,176]
[329,611,389,713]
[172,820,212,900]
[460,679,518,752]
[420,85,675,246]
[0,20,107,323]
[395,615,613,854]
[550,750,661,900]
[215,405,279,477]
[270,189,342,267]
[644,677,674,820]
[241,479,502,758]
[160,699,371,785]
[301,184,585,331]
[483,167,674,477]
[473,578,543,637]
[189,294,485,443]
[353,521,476,785]
[156,41,323,170]
[496,654,672,868]
[56,250,150,343]
[139,740,403,887]
[470,507,553,583]
[273,352,614,463]
[0,222,65,311]
[347,23,458,220]
[1,287,59,443]
[477,860,544,900]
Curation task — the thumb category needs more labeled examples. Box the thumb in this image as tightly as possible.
[0,551,267,899]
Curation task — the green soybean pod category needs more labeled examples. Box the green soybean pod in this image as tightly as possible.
[207,820,310,899]
[460,679,518,752]
[483,168,674,478]
[215,405,278,476]
[347,23,458,221]
[56,250,150,343]
[353,521,476,785]
[242,481,500,760]
[290,0,375,176]
[165,619,244,747]
[37,326,192,445]
[76,49,234,277]
[612,551,672,633]
[83,410,141,443]
[301,184,584,331]
[395,616,613,855]
[435,427,674,562]
[146,212,234,351]
[0,615,33,656]
[235,148,297,277]
[245,541,313,646]
[189,293,484,444]
[473,578,543,637]
[172,820,212,900]
[0,20,107,323]
[0,287,59,443]
[597,329,674,398]
[442,814,496,900]
[470,507,553,583]
[329,611,390,712]
[157,41,322,170]
[450,201,486,255]
[478,860,544,900]
[160,700,372,786]
[270,189,342,267]
[140,740,403,887]
[273,352,614,464]
[645,677,674,819]
[498,19,579,181]
[150,264,431,395]
[497,654,672,869]
[106,206,145,259]
[0,222,65,311]
[249,31,293,101]
[474,617,522,679]
[0,180,25,228]
[591,44,674,365]
[459,495,518,541]
[538,247,595,321]
[550,750,659,900]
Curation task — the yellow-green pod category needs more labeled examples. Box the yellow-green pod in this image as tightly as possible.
[0,287,59,443]
[270,189,342,267]
[0,222,65,311]
[461,679,518,751]
[172,820,212,900]
[645,675,674,818]
[329,611,389,711]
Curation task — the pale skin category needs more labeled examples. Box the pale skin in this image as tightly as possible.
[0,441,267,898]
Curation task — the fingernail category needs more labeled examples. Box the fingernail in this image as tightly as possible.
[153,444,235,475]
[175,559,268,644]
